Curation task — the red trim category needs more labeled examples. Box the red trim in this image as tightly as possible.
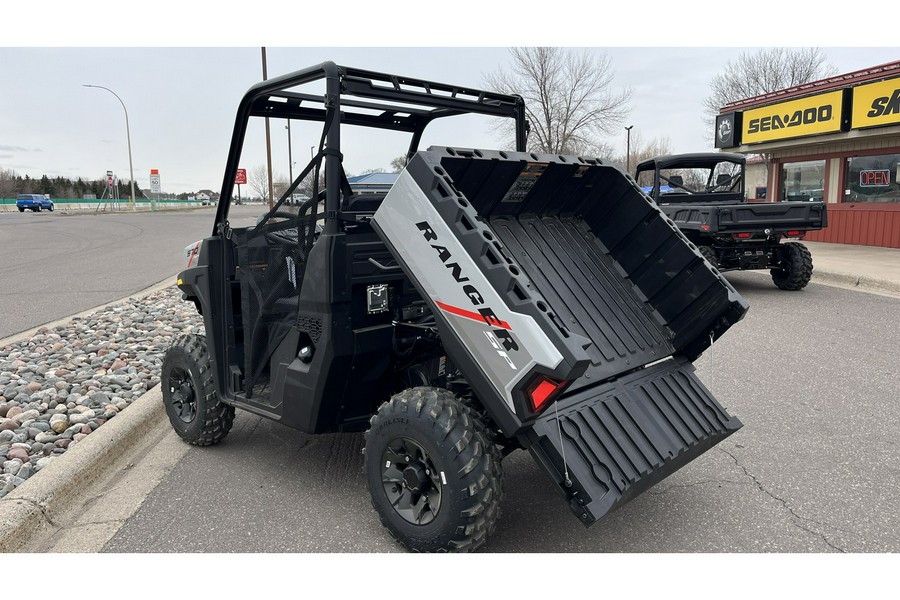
[721,61,900,112]
[435,301,512,330]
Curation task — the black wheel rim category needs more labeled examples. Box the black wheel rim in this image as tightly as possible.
[168,366,197,423]
[380,437,442,526]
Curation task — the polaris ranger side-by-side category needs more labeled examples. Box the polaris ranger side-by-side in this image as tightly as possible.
[635,153,827,290]
[162,62,748,552]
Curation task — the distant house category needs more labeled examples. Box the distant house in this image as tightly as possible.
[347,172,398,194]
[197,189,220,202]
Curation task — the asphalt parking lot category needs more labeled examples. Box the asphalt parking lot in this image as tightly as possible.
[3,207,898,557]
[97,272,900,553]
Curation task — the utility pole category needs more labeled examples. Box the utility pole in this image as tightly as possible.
[625,125,634,173]
[262,47,274,209]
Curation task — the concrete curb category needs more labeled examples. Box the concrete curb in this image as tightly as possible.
[0,386,164,552]
[0,273,182,551]
[811,269,900,297]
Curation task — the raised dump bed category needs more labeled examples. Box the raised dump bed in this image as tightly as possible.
[373,147,748,524]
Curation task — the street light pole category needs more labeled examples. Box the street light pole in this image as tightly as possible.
[286,121,293,183]
[625,125,634,174]
[262,47,274,209]
[83,84,137,211]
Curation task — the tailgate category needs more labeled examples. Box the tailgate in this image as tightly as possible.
[717,201,826,232]
[664,201,827,233]
[525,356,742,525]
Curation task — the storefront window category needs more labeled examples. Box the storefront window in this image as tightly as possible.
[780,160,825,202]
[845,154,900,203]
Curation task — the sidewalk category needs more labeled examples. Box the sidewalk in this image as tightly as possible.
[803,240,900,297]
[1,238,898,552]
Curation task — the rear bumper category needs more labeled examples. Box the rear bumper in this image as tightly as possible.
[524,357,742,526]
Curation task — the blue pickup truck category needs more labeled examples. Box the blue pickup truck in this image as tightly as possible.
[16,194,54,212]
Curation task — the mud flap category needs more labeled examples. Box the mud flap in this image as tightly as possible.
[524,357,742,526]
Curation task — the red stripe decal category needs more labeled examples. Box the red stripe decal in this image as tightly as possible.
[435,301,512,331]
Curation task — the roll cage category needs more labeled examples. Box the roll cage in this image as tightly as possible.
[213,61,528,236]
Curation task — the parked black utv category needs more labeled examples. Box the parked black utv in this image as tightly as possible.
[635,153,827,290]
[162,62,748,552]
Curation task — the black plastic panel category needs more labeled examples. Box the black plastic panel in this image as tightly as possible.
[491,215,672,388]
[528,357,742,525]
[436,147,749,366]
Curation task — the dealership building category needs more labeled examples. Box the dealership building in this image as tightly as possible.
[715,60,900,248]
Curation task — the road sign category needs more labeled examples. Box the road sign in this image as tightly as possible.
[235,168,247,185]
[150,169,161,194]
[107,170,114,189]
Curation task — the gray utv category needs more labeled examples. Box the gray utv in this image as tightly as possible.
[162,62,748,552]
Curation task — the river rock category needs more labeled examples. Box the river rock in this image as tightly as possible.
[50,414,69,433]
[6,447,29,462]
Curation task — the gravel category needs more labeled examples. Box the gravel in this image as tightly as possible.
[0,286,202,497]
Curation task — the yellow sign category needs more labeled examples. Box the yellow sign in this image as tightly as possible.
[852,77,900,129]
[742,90,844,144]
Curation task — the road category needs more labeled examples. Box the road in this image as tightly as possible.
[96,272,900,553]
[0,205,261,340]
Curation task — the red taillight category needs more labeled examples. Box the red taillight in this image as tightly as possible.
[700,224,711,231]
[527,376,567,413]
[785,230,801,237]
[733,232,752,239]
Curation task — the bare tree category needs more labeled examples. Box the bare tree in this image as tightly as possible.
[484,47,632,156]
[611,132,673,173]
[0,168,18,199]
[390,155,408,172]
[273,176,291,200]
[703,48,835,117]
[295,172,325,199]
[247,164,270,200]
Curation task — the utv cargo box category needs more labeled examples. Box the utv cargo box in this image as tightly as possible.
[372,147,747,524]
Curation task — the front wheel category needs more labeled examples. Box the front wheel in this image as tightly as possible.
[34,205,41,212]
[18,207,24,212]
[161,333,234,445]
[771,242,813,290]
[364,387,503,552]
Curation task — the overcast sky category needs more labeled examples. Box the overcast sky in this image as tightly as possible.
[2,5,897,194]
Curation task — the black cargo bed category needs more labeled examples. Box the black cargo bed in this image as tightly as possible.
[490,214,673,389]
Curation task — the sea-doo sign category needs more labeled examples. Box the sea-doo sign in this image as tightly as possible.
[742,90,844,144]
[852,76,900,129]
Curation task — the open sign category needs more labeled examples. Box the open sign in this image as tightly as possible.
[860,169,890,187]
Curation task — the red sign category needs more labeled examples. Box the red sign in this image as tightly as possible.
[860,169,890,187]
[235,168,247,185]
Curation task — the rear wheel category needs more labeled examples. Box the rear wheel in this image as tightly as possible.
[771,242,813,290]
[162,333,234,445]
[364,387,503,552]
[698,245,718,268]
